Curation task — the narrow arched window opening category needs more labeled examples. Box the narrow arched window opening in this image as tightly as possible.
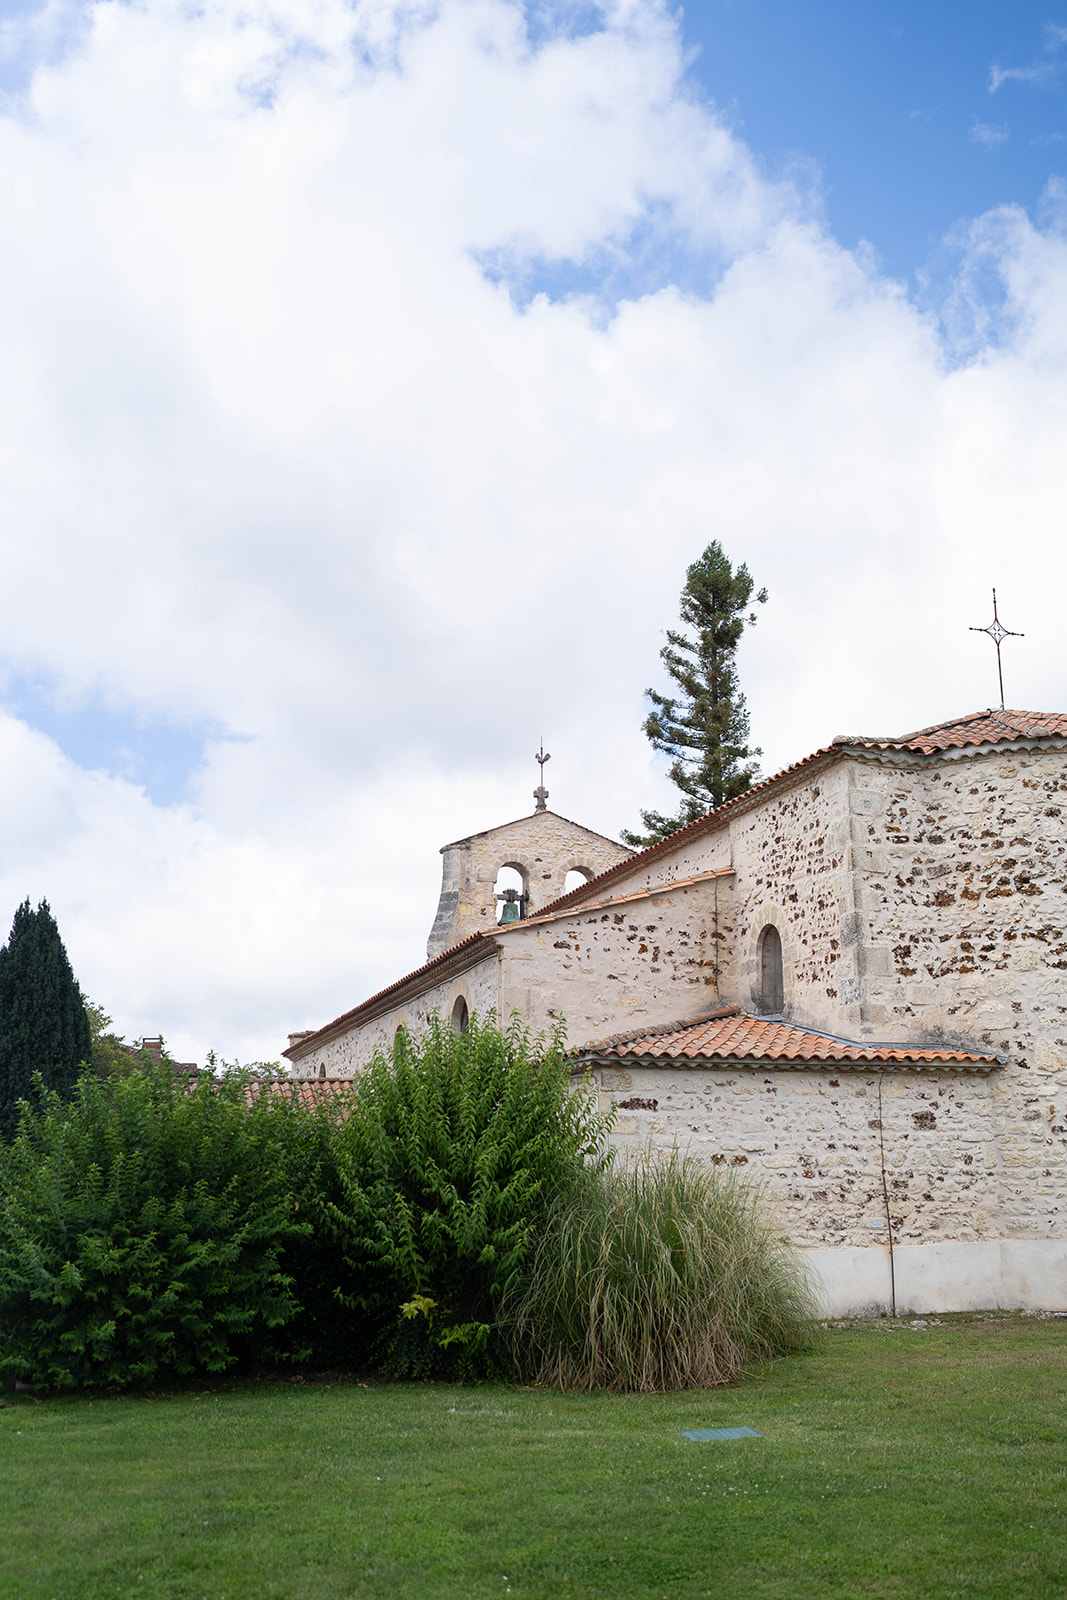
[494,864,526,925]
[757,925,784,1014]
[564,867,593,896]
[450,996,469,1035]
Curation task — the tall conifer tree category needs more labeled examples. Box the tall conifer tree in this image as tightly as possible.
[0,899,92,1139]
[623,542,767,847]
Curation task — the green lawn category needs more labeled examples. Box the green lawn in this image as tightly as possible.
[2,1315,1066,1599]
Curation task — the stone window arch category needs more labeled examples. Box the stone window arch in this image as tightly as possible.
[494,863,527,924]
[756,925,784,1015]
[450,995,469,1034]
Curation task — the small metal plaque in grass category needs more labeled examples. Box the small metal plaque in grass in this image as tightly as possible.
[681,1427,763,1441]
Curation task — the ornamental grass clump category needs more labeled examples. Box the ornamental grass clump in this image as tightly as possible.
[508,1151,817,1391]
[0,1061,312,1390]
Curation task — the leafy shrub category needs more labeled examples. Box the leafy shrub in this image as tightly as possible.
[325,1013,610,1377]
[0,1062,311,1389]
[507,1150,817,1391]
[265,1080,364,1369]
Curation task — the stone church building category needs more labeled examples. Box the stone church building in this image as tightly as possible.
[284,708,1067,1318]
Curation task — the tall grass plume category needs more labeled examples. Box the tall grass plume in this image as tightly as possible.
[508,1150,817,1391]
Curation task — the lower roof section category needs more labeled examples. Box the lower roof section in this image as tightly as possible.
[574,1007,1002,1072]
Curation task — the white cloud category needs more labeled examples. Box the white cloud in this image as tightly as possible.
[969,118,1009,148]
[990,22,1067,93]
[0,0,1066,1062]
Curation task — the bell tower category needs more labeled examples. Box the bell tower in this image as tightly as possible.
[426,769,634,959]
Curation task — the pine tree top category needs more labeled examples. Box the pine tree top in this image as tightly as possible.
[624,541,767,848]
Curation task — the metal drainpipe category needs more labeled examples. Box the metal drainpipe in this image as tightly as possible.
[877,1073,897,1318]
[713,877,720,1001]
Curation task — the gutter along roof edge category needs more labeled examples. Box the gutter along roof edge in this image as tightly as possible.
[574,1053,1001,1074]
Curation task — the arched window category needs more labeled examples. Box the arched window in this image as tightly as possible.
[450,995,469,1034]
[564,867,593,895]
[757,925,784,1014]
[494,864,526,924]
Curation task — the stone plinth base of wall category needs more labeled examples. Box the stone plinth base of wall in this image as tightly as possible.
[806,1239,1067,1318]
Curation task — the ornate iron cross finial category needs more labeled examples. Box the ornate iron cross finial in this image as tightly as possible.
[969,588,1023,710]
[533,743,551,813]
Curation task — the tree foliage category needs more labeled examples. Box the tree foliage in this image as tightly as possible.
[0,1061,310,1389]
[83,999,149,1079]
[623,541,767,847]
[325,1013,612,1377]
[0,899,92,1139]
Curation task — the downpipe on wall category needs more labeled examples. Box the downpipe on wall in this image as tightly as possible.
[877,1072,897,1318]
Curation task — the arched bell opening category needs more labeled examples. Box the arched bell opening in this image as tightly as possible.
[564,867,594,895]
[756,925,784,1015]
[494,863,527,925]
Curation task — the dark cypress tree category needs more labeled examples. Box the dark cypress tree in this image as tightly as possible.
[623,542,767,847]
[0,899,92,1140]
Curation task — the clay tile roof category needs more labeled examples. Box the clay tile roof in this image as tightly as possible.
[246,1076,357,1108]
[577,1007,1000,1070]
[832,708,1067,755]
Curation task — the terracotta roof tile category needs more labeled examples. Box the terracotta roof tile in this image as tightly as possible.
[247,1076,357,1107]
[832,708,1067,755]
[577,1008,1000,1069]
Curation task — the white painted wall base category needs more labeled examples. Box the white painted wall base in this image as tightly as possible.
[804,1239,1067,1318]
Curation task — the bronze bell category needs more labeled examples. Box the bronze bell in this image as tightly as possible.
[497,888,522,925]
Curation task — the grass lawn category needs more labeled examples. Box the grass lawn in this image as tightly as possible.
[1,1315,1065,1599]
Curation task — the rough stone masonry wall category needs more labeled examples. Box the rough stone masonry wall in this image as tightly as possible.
[498,877,728,1046]
[290,954,500,1077]
[848,745,1067,1241]
[594,1062,1001,1251]
[428,811,633,958]
[721,761,862,1038]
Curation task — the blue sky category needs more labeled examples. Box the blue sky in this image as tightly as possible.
[678,1,1067,282]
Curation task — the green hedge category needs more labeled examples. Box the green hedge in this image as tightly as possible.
[0,1064,310,1389]
[0,1019,815,1391]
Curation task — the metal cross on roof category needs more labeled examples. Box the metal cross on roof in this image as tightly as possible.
[969,588,1023,710]
[533,742,551,812]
